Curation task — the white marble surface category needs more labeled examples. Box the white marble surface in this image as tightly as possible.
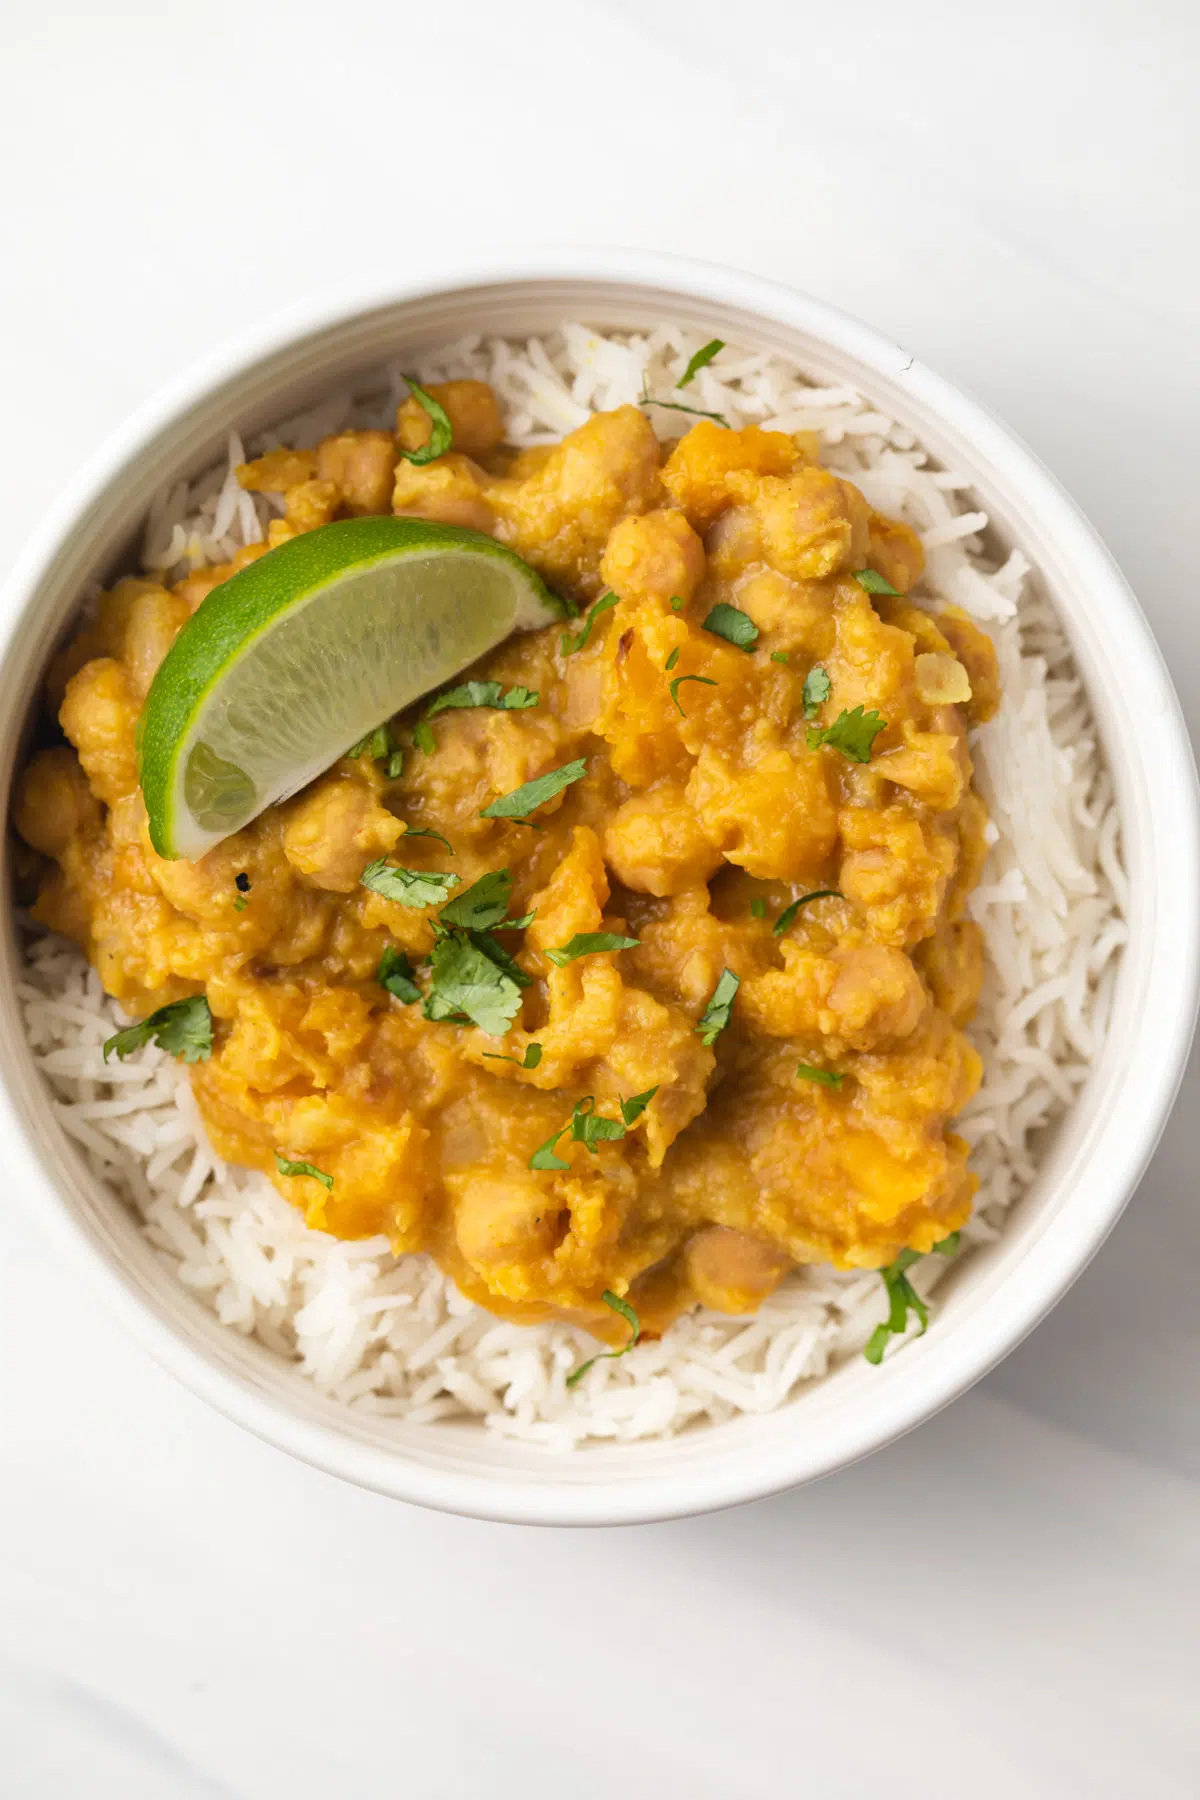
[2,3,1198,1794]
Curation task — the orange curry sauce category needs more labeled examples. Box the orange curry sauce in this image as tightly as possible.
[14,381,999,1342]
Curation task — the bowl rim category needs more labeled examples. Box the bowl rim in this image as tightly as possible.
[2,247,1197,1526]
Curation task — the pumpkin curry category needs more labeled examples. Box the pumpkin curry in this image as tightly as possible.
[14,381,1000,1343]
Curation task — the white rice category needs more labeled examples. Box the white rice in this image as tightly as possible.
[18,325,1127,1448]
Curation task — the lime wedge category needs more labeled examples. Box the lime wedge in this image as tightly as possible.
[138,517,565,860]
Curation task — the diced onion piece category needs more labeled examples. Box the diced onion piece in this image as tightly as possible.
[915,652,972,706]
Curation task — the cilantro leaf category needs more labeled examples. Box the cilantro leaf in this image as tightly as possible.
[439,869,513,931]
[807,705,887,764]
[561,591,618,655]
[481,758,588,820]
[103,995,213,1066]
[349,723,392,761]
[400,826,453,852]
[412,721,436,754]
[702,603,758,652]
[669,673,717,717]
[696,968,739,1046]
[423,932,523,1036]
[933,1232,960,1256]
[773,890,842,935]
[545,932,640,968]
[348,722,406,779]
[529,1126,570,1171]
[483,1042,543,1070]
[619,1087,657,1126]
[426,681,539,717]
[377,946,422,1004]
[863,1247,929,1364]
[770,650,790,665]
[750,898,766,920]
[466,928,532,990]
[566,1290,642,1387]
[802,664,831,720]
[360,860,460,909]
[638,380,728,427]
[570,1095,626,1154]
[853,567,901,597]
[398,375,453,465]
[669,595,684,612]
[275,1153,334,1191]
[678,338,725,388]
[796,1062,844,1088]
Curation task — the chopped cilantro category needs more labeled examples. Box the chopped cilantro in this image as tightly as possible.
[669,673,717,717]
[103,995,213,1066]
[275,1153,334,1191]
[619,1087,657,1125]
[349,722,405,776]
[412,721,436,755]
[423,932,523,1036]
[561,591,618,655]
[232,895,248,913]
[664,646,681,672]
[669,595,684,612]
[349,723,391,761]
[863,1248,928,1364]
[773,890,842,935]
[529,1126,570,1171]
[481,758,588,821]
[703,603,758,652]
[377,946,422,1004]
[360,860,460,908]
[398,375,453,465]
[531,1088,648,1173]
[802,664,831,721]
[439,869,514,931]
[678,338,725,388]
[770,650,790,665]
[545,932,640,968]
[807,705,887,763]
[795,1062,844,1088]
[483,1042,543,1070]
[570,1095,626,1154]
[400,826,453,852]
[465,927,532,990]
[750,898,766,920]
[862,1234,968,1366]
[696,968,739,1046]
[426,681,539,717]
[638,379,728,427]
[854,567,901,597]
[566,1290,642,1387]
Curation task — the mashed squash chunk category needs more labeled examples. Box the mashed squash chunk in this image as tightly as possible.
[15,383,1000,1342]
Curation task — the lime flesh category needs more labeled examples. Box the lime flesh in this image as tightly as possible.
[138,517,565,860]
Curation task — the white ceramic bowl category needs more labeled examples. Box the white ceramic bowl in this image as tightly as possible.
[2,251,1197,1526]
